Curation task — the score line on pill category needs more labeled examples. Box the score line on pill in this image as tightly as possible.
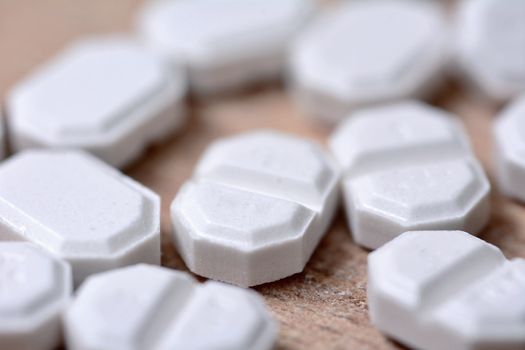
[64,264,277,350]
[7,37,186,168]
[0,150,160,285]
[368,230,525,350]
[171,130,340,286]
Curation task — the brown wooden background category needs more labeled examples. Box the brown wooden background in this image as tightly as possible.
[1,1,524,349]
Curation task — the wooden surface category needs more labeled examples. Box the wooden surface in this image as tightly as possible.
[1,1,524,349]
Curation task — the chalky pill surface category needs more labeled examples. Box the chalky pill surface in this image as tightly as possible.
[138,0,315,95]
[494,95,525,202]
[329,101,490,249]
[329,101,470,178]
[7,37,186,168]
[0,150,160,284]
[64,264,277,350]
[368,230,525,350]
[456,0,525,101]
[0,242,72,350]
[171,131,340,286]
[290,0,448,124]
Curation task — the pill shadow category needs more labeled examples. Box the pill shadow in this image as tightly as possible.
[479,185,525,259]
[254,207,405,349]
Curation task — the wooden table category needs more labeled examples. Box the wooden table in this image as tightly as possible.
[1,1,524,349]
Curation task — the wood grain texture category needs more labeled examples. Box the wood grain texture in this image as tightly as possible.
[1,1,524,349]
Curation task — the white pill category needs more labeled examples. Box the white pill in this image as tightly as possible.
[0,112,5,160]
[7,37,186,168]
[329,101,470,178]
[494,94,525,201]
[329,101,490,249]
[456,0,525,102]
[64,264,277,350]
[0,242,72,350]
[138,0,315,95]
[171,131,340,286]
[290,0,448,124]
[368,230,525,350]
[0,150,160,285]
[195,131,339,232]
[347,160,490,249]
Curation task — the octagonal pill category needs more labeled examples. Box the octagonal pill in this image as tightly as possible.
[493,94,525,201]
[138,0,315,95]
[172,180,316,287]
[171,130,340,286]
[347,160,490,249]
[7,37,186,168]
[329,101,490,249]
[368,230,525,350]
[290,0,448,124]
[64,264,277,350]
[0,242,72,350]
[456,0,525,102]
[0,150,160,285]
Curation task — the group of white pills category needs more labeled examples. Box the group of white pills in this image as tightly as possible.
[138,0,316,95]
[65,264,276,350]
[0,150,161,285]
[0,0,524,349]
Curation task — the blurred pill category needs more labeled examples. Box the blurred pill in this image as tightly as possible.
[7,37,186,168]
[290,0,449,124]
[456,0,525,102]
[493,94,525,201]
[138,0,315,95]
[0,111,4,160]
[0,242,72,350]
